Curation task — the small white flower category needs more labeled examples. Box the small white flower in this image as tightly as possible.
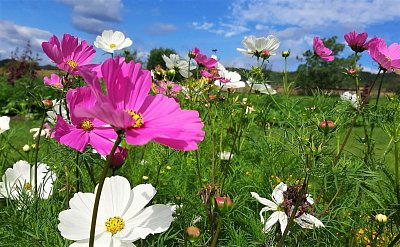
[0,116,10,134]
[58,176,175,246]
[219,151,232,160]
[22,144,30,152]
[30,125,51,139]
[237,35,280,57]
[94,30,133,54]
[162,54,193,78]
[212,55,246,90]
[0,160,56,200]
[47,100,67,124]
[251,182,324,235]
[249,82,277,95]
[340,91,359,108]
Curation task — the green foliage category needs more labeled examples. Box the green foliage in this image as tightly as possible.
[146,47,177,70]
[296,36,355,93]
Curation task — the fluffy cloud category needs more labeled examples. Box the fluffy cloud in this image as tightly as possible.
[0,20,52,60]
[59,0,123,34]
[192,21,249,37]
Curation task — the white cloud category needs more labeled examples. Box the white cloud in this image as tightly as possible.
[0,20,52,61]
[146,23,177,35]
[192,21,249,37]
[59,0,123,34]
[192,21,214,30]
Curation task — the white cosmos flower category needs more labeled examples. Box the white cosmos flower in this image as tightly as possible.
[30,124,51,139]
[0,116,10,134]
[237,35,280,57]
[47,100,67,124]
[162,54,193,78]
[95,30,133,54]
[248,81,277,95]
[251,182,324,235]
[0,160,56,200]
[340,91,359,108]
[58,176,175,247]
[219,151,232,160]
[212,55,246,90]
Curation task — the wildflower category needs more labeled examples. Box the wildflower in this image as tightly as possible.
[249,81,277,95]
[219,151,232,160]
[155,80,182,99]
[42,34,96,75]
[188,47,200,59]
[367,37,400,71]
[31,144,37,149]
[0,160,56,200]
[77,57,205,151]
[30,123,52,139]
[341,91,359,108]
[195,52,217,69]
[237,35,280,58]
[162,54,193,78]
[213,56,246,90]
[43,74,63,89]
[375,214,388,223]
[94,30,133,54]
[215,195,233,213]
[0,116,10,134]
[251,182,324,235]
[313,36,334,61]
[110,147,129,168]
[58,176,175,246]
[47,100,68,124]
[344,31,369,53]
[52,87,117,155]
[22,144,30,152]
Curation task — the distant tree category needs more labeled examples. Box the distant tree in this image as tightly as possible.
[296,36,356,93]
[146,47,176,70]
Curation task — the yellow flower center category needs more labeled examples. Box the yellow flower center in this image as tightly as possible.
[24,182,32,190]
[66,59,78,69]
[386,55,391,61]
[79,119,94,131]
[125,110,144,128]
[54,82,60,88]
[105,216,124,235]
[109,43,117,49]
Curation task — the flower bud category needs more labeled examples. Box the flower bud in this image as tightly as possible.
[42,99,53,107]
[260,50,270,59]
[22,144,30,152]
[142,175,149,181]
[319,119,336,135]
[282,50,290,58]
[111,148,128,168]
[166,69,176,79]
[375,214,388,223]
[186,226,201,242]
[215,195,232,213]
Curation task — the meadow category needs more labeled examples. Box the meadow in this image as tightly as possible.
[0,31,399,247]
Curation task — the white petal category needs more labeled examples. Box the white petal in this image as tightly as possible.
[58,208,94,240]
[278,212,288,235]
[96,176,132,217]
[162,55,173,69]
[262,211,280,233]
[102,30,114,43]
[112,31,126,44]
[118,38,133,50]
[295,213,324,229]
[121,205,174,241]
[121,184,156,220]
[272,182,287,204]
[69,232,112,247]
[250,192,277,209]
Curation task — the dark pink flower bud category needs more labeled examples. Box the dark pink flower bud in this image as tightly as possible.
[111,147,128,168]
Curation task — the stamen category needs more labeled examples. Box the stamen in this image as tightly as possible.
[125,110,144,128]
[79,119,94,131]
[66,59,78,69]
[24,182,32,190]
[105,216,124,235]
[109,44,117,49]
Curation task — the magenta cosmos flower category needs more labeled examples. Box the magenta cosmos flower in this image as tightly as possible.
[368,37,400,71]
[43,73,63,89]
[42,34,96,75]
[313,36,334,61]
[77,57,205,150]
[52,87,117,155]
[344,31,369,53]
[191,48,217,69]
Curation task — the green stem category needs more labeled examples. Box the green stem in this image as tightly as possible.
[89,134,123,247]
[75,151,80,192]
[395,140,399,204]
[333,114,357,166]
[34,108,47,197]
[210,216,222,247]
[195,150,202,188]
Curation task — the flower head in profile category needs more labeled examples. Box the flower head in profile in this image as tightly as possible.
[341,91,359,108]
[248,81,277,95]
[213,56,246,90]
[0,160,56,200]
[313,36,334,61]
[237,35,280,58]
[94,30,133,54]
[367,37,400,71]
[162,54,193,78]
[46,100,68,124]
[58,176,175,246]
[43,73,63,89]
[77,57,205,151]
[344,31,369,53]
[52,87,118,155]
[251,182,324,235]
[42,34,96,75]
[194,52,217,69]
[0,116,10,134]
[30,123,52,139]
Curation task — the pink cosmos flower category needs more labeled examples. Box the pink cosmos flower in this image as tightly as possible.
[52,87,117,155]
[313,36,334,61]
[155,80,182,100]
[42,34,96,75]
[344,31,369,53]
[77,57,205,151]
[43,74,63,89]
[367,37,400,71]
[188,47,200,59]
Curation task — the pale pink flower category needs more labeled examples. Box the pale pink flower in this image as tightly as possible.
[43,74,63,89]
[77,57,205,150]
[313,36,334,61]
[42,34,96,75]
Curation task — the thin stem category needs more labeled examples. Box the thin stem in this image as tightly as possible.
[195,150,202,188]
[210,216,222,247]
[394,140,399,204]
[333,115,357,166]
[89,134,123,247]
[75,151,80,192]
[34,108,47,197]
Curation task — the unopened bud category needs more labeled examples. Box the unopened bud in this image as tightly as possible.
[42,99,53,107]
[215,195,232,213]
[319,119,336,135]
[22,144,30,152]
[186,226,201,242]
[375,214,388,223]
[260,50,270,59]
[282,50,290,58]
[111,148,128,168]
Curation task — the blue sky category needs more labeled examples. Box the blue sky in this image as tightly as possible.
[1,0,400,72]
